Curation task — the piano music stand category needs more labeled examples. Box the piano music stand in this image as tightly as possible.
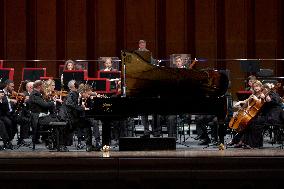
[133,51,152,63]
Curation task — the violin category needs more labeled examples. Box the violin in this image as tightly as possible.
[50,90,68,97]
[9,91,25,103]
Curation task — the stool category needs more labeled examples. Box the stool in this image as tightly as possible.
[49,122,67,151]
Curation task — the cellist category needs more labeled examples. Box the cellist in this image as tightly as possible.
[234,81,283,148]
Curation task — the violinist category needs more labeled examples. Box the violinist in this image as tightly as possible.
[28,80,67,151]
[234,81,284,148]
[16,81,34,146]
[0,89,13,149]
[2,80,19,142]
[43,79,64,104]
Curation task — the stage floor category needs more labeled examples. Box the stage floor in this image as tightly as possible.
[1,133,283,156]
[1,135,284,189]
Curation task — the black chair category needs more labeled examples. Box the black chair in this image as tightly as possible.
[31,114,67,151]
[256,69,277,84]
[265,123,284,149]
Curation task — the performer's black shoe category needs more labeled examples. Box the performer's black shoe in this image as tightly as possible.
[234,142,244,148]
[198,139,210,145]
[77,142,85,150]
[94,141,102,151]
[86,145,95,152]
[140,134,150,139]
[226,140,236,146]
[17,139,30,147]
[59,145,69,152]
[3,141,13,150]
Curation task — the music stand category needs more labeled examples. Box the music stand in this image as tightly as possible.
[54,78,63,91]
[62,70,88,90]
[86,78,111,93]
[97,71,121,79]
[22,68,46,81]
[240,60,260,73]
[0,68,14,83]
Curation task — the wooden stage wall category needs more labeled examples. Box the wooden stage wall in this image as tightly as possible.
[0,0,284,93]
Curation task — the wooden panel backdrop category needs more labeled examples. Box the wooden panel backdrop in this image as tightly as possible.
[0,0,283,95]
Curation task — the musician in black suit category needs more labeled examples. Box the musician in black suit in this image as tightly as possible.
[195,115,218,145]
[28,80,66,151]
[2,80,18,141]
[0,89,13,149]
[174,56,186,68]
[59,80,100,151]
[77,84,101,151]
[17,81,34,146]
[137,40,162,138]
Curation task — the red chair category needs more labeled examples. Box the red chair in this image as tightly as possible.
[0,68,14,82]
[40,77,54,80]
[22,68,46,81]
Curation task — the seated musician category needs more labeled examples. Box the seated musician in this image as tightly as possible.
[43,79,64,111]
[100,57,117,72]
[228,80,262,146]
[64,59,76,71]
[245,75,257,91]
[138,39,149,51]
[195,115,219,145]
[174,56,186,69]
[58,80,100,151]
[28,80,67,151]
[234,81,284,148]
[77,84,101,150]
[2,80,20,144]
[16,81,34,146]
[137,40,161,137]
[137,39,157,65]
[61,59,76,85]
[0,89,13,150]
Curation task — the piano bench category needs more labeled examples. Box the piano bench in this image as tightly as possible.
[49,122,67,151]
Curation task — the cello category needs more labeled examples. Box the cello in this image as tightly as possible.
[229,82,269,132]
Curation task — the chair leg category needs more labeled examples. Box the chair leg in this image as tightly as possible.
[32,126,37,150]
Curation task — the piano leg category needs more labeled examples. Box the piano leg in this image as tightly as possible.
[218,121,225,144]
[101,120,112,146]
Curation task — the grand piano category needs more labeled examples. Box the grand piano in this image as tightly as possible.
[86,51,229,146]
